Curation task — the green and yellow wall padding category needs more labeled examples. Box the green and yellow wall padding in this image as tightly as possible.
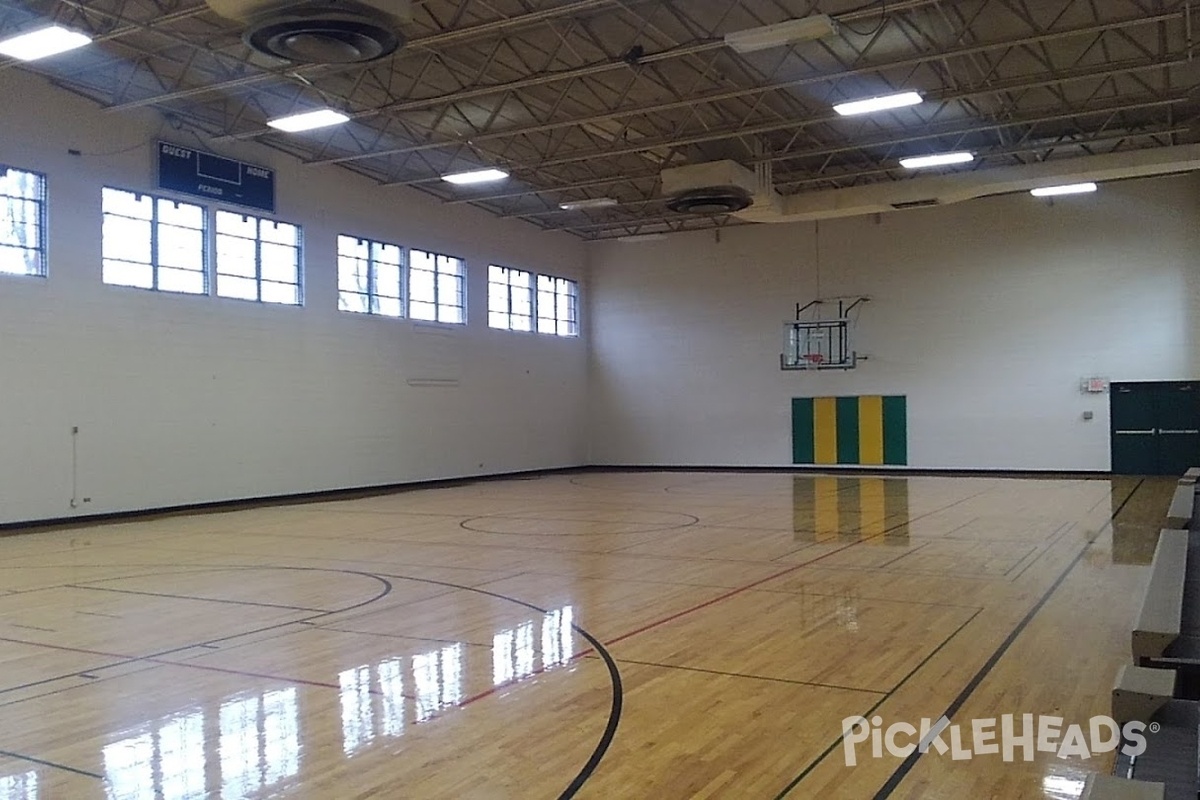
[792,395,907,466]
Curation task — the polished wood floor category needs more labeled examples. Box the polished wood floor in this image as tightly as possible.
[0,472,1173,799]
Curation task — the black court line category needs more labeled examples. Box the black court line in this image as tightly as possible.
[459,512,700,537]
[770,609,983,799]
[0,748,102,779]
[0,568,392,702]
[609,657,888,695]
[374,571,622,800]
[868,479,1145,799]
[772,478,1144,798]
[66,583,330,613]
[1006,521,1077,583]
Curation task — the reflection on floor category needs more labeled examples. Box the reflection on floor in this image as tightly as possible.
[0,471,1174,799]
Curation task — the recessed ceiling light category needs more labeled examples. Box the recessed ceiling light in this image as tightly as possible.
[833,91,923,117]
[0,25,91,61]
[267,109,350,132]
[559,198,618,211]
[442,168,509,185]
[724,15,838,53]
[899,151,974,169]
[1030,182,1098,197]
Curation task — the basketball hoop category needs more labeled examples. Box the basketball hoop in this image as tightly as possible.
[802,353,826,365]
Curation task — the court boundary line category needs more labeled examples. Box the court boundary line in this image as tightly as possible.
[767,609,984,799]
[865,478,1146,798]
[0,748,102,779]
[607,657,890,695]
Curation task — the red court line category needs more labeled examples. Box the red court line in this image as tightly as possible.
[449,535,880,714]
[601,536,876,648]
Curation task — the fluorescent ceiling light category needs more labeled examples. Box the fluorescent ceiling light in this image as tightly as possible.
[899,151,974,169]
[725,15,838,53]
[834,91,923,117]
[1030,182,1098,197]
[617,233,667,243]
[559,197,618,211]
[267,109,350,132]
[442,168,509,185]
[0,25,91,61]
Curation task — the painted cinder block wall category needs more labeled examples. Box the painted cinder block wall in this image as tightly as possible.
[0,68,589,525]
[586,172,1200,471]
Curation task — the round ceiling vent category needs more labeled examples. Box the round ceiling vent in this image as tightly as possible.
[246,8,402,64]
[666,186,753,215]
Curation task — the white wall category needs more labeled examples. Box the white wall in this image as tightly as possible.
[587,173,1200,470]
[0,69,588,525]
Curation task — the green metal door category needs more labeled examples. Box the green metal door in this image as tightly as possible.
[1111,381,1200,475]
[1111,383,1158,474]
[1154,382,1200,475]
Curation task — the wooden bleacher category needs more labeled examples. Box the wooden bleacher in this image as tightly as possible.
[1109,469,1200,798]
[1166,483,1194,529]
[1082,774,1165,800]
[1132,530,1189,663]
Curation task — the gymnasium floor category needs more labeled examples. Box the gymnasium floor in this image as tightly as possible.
[0,471,1172,799]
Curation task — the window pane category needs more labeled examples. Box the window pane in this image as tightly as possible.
[338,255,366,292]
[217,236,257,277]
[261,281,299,305]
[339,235,367,259]
[260,220,298,245]
[218,275,258,300]
[159,226,204,270]
[0,167,41,199]
[216,211,256,237]
[376,263,401,298]
[375,243,401,266]
[103,260,153,288]
[261,243,298,283]
[438,304,463,324]
[410,300,437,321]
[339,290,369,313]
[102,188,152,219]
[0,167,45,277]
[158,267,205,295]
[376,297,402,317]
[410,249,434,272]
[103,216,152,265]
[437,274,461,304]
[339,235,404,317]
[0,244,38,276]
[102,188,206,293]
[409,269,435,302]
[157,199,203,229]
[489,284,508,313]
[489,311,509,329]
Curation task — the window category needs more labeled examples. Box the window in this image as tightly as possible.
[537,275,579,336]
[0,165,46,277]
[409,248,464,324]
[216,210,302,305]
[338,235,404,317]
[488,265,533,331]
[102,188,207,294]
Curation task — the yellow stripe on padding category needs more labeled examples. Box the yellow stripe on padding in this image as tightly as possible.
[813,397,838,464]
[858,395,884,466]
